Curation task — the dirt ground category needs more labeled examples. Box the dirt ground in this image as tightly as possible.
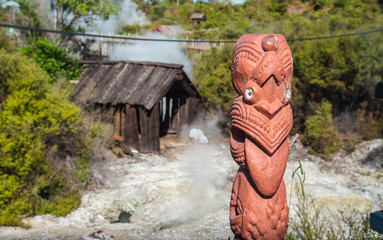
[1,136,382,240]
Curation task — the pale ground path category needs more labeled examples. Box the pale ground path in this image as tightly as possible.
[0,137,382,239]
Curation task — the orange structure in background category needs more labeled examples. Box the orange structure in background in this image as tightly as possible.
[229,34,293,240]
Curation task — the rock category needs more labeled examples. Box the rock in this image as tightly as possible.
[315,194,373,214]
[83,230,113,240]
[189,128,208,144]
[289,134,307,158]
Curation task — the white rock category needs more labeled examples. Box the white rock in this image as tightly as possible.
[189,128,208,144]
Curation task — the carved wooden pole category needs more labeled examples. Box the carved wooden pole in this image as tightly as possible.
[229,34,293,240]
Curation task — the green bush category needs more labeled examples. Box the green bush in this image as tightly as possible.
[302,101,342,158]
[90,122,105,139]
[0,38,89,226]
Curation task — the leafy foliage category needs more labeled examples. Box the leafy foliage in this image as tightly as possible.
[355,104,383,140]
[54,0,117,32]
[302,101,342,158]
[20,38,82,83]
[16,0,41,28]
[0,35,90,226]
[137,0,383,145]
[119,24,155,35]
[193,45,237,114]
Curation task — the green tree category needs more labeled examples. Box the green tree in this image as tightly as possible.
[302,101,341,158]
[194,45,237,114]
[54,0,117,32]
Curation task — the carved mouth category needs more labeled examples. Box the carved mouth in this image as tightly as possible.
[230,96,292,155]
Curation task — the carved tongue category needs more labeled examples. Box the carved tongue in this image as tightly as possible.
[244,137,289,198]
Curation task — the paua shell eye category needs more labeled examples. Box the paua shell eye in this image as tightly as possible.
[245,88,253,99]
[244,81,261,105]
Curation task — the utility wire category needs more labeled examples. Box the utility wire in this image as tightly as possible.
[1,23,383,43]
[287,28,383,42]
[0,23,235,43]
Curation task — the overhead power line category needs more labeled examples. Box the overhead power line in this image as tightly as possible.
[287,28,383,42]
[1,23,383,43]
[0,23,235,43]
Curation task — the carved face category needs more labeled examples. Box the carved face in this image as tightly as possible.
[231,34,293,116]
[230,34,293,167]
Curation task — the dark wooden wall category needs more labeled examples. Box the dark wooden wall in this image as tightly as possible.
[138,103,160,153]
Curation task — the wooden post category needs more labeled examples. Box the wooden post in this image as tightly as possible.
[160,97,170,136]
[187,98,194,124]
[139,103,160,153]
[114,107,124,142]
[170,98,179,133]
[229,34,293,239]
[177,98,187,135]
[124,104,139,148]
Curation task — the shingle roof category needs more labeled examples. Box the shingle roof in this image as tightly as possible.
[190,13,207,21]
[75,61,200,110]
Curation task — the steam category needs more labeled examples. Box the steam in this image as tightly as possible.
[90,0,149,34]
[156,115,235,228]
[92,1,193,79]
[171,144,232,222]
[45,0,193,79]
[109,32,193,79]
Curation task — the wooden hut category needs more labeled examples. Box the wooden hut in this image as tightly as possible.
[75,60,201,153]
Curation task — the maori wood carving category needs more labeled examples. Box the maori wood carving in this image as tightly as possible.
[229,34,293,240]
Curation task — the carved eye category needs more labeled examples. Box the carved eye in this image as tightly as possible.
[245,88,253,99]
[243,81,261,105]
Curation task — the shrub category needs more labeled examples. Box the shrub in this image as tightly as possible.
[0,40,89,226]
[287,162,382,240]
[302,101,342,158]
[286,184,382,240]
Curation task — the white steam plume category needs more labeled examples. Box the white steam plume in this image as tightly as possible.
[90,0,149,34]
[155,115,236,228]
[109,32,193,79]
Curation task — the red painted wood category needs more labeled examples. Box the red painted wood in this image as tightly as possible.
[229,34,293,240]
